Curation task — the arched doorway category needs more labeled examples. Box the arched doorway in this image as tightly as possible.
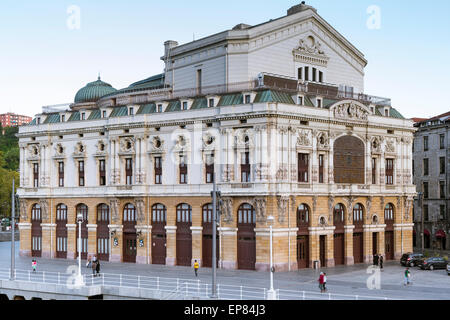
[333,136,365,184]
[334,203,347,266]
[384,203,394,260]
[97,204,110,261]
[202,203,219,268]
[176,203,192,266]
[436,230,446,250]
[123,203,137,263]
[75,204,88,260]
[55,204,67,259]
[350,203,363,264]
[297,204,310,269]
[31,204,42,257]
[237,203,256,270]
[152,204,167,265]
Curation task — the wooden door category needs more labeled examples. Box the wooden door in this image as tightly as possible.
[372,232,378,255]
[55,205,67,259]
[152,204,167,265]
[31,205,42,258]
[123,233,137,263]
[319,235,326,268]
[297,235,309,269]
[353,233,363,263]
[202,234,219,268]
[385,231,394,260]
[334,233,345,265]
[176,223,192,266]
[97,204,110,261]
[237,204,256,270]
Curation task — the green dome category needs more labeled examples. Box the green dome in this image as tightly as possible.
[74,76,117,103]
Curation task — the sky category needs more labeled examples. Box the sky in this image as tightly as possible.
[1,0,449,119]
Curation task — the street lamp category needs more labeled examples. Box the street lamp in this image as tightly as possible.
[266,215,277,300]
[76,212,85,286]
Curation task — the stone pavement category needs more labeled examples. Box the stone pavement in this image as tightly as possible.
[1,242,449,300]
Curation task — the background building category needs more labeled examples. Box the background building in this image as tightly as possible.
[0,113,32,128]
[17,2,416,271]
[413,112,450,251]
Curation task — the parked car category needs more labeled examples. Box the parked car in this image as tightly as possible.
[418,257,448,270]
[447,263,450,276]
[400,253,424,267]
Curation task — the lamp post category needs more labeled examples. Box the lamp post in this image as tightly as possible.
[76,212,85,286]
[266,215,276,300]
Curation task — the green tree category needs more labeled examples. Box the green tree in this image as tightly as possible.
[0,167,19,219]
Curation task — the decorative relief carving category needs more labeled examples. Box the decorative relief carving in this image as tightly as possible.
[73,142,86,158]
[119,137,135,154]
[173,134,190,153]
[316,131,329,149]
[385,138,396,153]
[96,140,107,155]
[370,136,382,153]
[293,36,329,67]
[27,144,40,161]
[134,198,145,223]
[54,143,65,157]
[220,197,233,223]
[253,198,267,223]
[328,196,334,222]
[222,165,234,182]
[366,196,373,223]
[39,199,49,222]
[276,164,288,181]
[346,196,355,223]
[109,198,120,223]
[297,129,312,147]
[277,196,289,224]
[19,200,27,220]
[332,102,369,121]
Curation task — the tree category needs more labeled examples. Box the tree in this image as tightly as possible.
[0,168,19,218]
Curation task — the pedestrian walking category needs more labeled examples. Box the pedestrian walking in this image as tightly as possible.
[86,256,91,268]
[323,273,328,292]
[194,260,199,277]
[31,259,37,273]
[373,253,379,266]
[318,272,325,293]
[379,254,384,269]
[404,268,411,286]
[91,258,97,276]
[95,259,101,277]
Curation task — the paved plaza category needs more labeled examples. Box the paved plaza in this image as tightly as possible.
[0,241,449,300]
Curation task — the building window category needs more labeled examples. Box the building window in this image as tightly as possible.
[155,156,162,184]
[440,157,445,174]
[209,99,215,108]
[129,107,134,115]
[205,153,214,183]
[423,158,429,176]
[241,151,250,182]
[334,204,345,224]
[317,98,322,108]
[182,101,188,110]
[318,154,324,183]
[384,203,394,221]
[99,159,106,186]
[297,96,303,105]
[423,205,429,221]
[58,161,64,187]
[385,159,394,185]
[304,67,309,81]
[298,153,309,183]
[179,155,187,184]
[37,117,41,125]
[81,113,86,120]
[196,69,202,95]
[353,204,363,222]
[372,158,377,184]
[125,158,133,185]
[244,95,251,104]
[423,136,428,151]
[33,163,39,188]
[440,181,445,199]
[440,134,445,149]
[319,71,323,83]
[102,110,107,118]
[440,205,446,220]
[297,67,303,80]
[157,104,163,113]
[78,160,85,186]
[384,109,389,117]
[312,67,317,82]
[423,182,429,199]
[61,115,65,122]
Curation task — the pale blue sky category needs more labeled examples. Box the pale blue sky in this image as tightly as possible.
[1,0,449,119]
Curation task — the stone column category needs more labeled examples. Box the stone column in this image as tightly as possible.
[41,223,56,259]
[255,227,270,272]
[308,232,319,268]
[326,233,335,267]
[218,227,237,269]
[165,226,177,266]
[66,224,77,259]
[378,230,385,257]
[109,225,123,262]
[344,225,354,265]
[363,226,373,264]
[86,224,97,259]
[191,226,203,266]
[18,222,32,257]
[136,225,151,264]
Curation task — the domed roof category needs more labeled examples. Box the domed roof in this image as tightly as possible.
[74,76,117,103]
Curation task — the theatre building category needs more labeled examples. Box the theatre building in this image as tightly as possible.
[17,2,416,271]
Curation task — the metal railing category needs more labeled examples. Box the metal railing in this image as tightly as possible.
[0,268,391,300]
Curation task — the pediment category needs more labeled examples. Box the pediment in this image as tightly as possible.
[330,100,370,121]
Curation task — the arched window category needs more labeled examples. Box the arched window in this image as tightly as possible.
[76,204,88,222]
[353,204,364,223]
[385,203,394,221]
[334,204,345,224]
[202,203,213,223]
[238,203,255,225]
[31,204,41,221]
[152,204,166,223]
[176,203,192,223]
[97,204,110,222]
[56,204,67,221]
[297,204,309,225]
[123,203,136,222]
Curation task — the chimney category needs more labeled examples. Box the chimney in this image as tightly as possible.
[164,40,178,58]
[287,1,317,16]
